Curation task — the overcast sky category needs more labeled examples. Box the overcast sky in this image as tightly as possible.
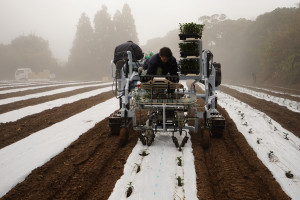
[0,0,299,62]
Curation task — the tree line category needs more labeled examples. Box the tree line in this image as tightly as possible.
[1,4,299,84]
[143,6,300,85]
[65,4,138,80]
[0,4,138,80]
[0,34,60,80]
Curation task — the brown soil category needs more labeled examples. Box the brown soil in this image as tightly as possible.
[0,82,293,200]
[191,106,289,200]
[236,84,300,102]
[0,83,55,92]
[0,85,109,114]
[257,85,300,95]
[0,82,101,95]
[192,85,290,200]
[1,118,138,200]
[0,91,113,149]
[220,85,300,138]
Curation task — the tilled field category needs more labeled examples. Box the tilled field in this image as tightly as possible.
[220,86,300,138]
[0,81,297,200]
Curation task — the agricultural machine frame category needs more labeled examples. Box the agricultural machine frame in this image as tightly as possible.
[109,40,225,149]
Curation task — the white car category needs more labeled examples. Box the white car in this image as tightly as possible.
[14,68,32,81]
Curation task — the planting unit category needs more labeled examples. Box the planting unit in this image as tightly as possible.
[109,22,225,150]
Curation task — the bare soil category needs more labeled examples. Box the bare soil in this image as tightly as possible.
[0,83,293,200]
[1,118,138,200]
[257,84,300,95]
[0,90,113,149]
[0,85,109,114]
[191,106,289,200]
[236,84,300,102]
[0,82,101,96]
[220,85,300,138]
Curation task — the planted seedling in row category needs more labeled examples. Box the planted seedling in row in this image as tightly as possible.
[176,176,184,187]
[285,171,294,179]
[177,156,182,166]
[257,138,262,144]
[283,132,289,140]
[268,119,272,125]
[248,128,253,134]
[268,151,274,159]
[135,163,141,173]
[240,113,245,120]
[126,182,134,197]
[139,150,149,157]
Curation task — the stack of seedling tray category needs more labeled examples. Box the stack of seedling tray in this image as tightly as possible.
[178,23,204,75]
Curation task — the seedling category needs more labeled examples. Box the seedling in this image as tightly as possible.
[179,58,200,74]
[240,113,245,120]
[268,119,272,125]
[179,22,204,35]
[126,182,134,197]
[179,42,200,52]
[248,128,253,134]
[257,138,262,144]
[283,132,289,140]
[274,126,277,131]
[135,163,141,173]
[268,151,274,159]
[176,176,184,187]
[285,171,294,179]
[177,156,182,166]
[242,121,248,126]
[139,150,149,156]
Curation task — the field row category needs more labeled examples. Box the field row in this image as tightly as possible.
[0,81,299,199]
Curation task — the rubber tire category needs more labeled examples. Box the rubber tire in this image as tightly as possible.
[201,129,211,149]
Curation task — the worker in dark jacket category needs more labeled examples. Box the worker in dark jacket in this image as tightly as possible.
[113,41,143,64]
[144,47,178,75]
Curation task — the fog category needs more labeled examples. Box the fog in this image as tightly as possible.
[0,0,299,62]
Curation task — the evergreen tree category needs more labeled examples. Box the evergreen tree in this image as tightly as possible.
[112,4,139,51]
[121,4,139,44]
[94,5,114,79]
[67,13,94,80]
[112,10,125,46]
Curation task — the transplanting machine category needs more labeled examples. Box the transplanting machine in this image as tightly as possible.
[109,23,225,150]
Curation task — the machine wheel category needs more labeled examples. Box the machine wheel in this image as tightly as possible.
[201,128,211,149]
[172,136,179,148]
[147,136,154,146]
[139,133,146,145]
[119,128,128,147]
[180,136,189,147]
